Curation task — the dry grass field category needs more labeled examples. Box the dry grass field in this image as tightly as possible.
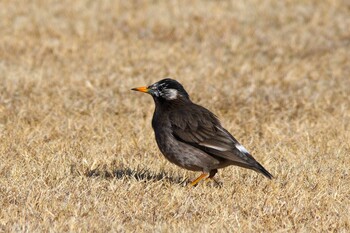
[1,0,350,232]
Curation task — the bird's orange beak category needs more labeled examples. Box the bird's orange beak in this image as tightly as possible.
[131,86,150,93]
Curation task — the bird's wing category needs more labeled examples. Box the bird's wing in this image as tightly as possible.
[169,104,257,166]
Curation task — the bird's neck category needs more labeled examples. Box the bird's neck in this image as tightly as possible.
[153,97,191,112]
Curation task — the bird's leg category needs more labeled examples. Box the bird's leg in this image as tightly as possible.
[190,173,209,186]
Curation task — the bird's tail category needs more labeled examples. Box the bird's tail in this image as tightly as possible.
[253,162,273,179]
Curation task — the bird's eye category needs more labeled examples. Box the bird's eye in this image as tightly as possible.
[157,83,168,91]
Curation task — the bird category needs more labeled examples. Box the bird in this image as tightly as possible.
[131,78,273,186]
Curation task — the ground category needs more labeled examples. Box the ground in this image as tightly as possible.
[0,0,349,232]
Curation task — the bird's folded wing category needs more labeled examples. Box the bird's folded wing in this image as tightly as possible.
[169,105,256,165]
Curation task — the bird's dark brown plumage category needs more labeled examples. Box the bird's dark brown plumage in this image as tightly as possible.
[132,78,273,185]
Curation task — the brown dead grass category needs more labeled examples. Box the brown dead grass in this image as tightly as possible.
[0,0,350,232]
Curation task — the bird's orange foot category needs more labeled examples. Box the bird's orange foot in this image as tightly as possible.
[190,173,208,186]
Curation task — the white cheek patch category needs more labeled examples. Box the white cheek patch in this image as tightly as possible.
[164,89,178,100]
[236,144,249,154]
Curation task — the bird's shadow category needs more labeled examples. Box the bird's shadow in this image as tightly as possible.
[85,166,190,186]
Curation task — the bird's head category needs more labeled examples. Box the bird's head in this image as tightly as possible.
[132,78,190,102]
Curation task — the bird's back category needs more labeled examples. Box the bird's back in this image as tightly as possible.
[168,103,273,179]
